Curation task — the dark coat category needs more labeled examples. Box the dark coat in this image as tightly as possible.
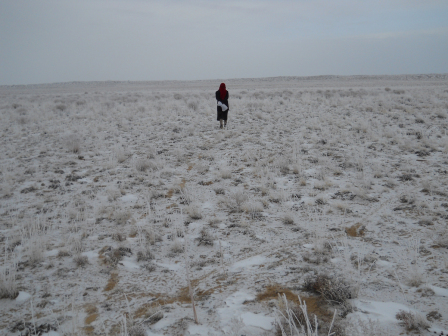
[215,90,229,110]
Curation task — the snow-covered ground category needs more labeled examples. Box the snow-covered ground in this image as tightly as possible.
[1,75,447,336]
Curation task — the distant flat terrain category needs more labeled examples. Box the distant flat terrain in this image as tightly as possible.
[1,75,447,335]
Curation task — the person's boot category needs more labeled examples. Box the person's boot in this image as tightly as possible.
[224,122,227,128]
[220,120,223,129]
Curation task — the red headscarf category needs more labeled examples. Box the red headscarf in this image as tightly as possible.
[219,83,227,100]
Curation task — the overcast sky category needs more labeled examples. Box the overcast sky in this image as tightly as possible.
[1,0,448,85]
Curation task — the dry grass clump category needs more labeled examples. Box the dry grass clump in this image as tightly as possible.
[196,163,209,175]
[105,247,132,265]
[313,178,333,191]
[214,187,225,195]
[6,237,22,252]
[27,237,45,265]
[224,189,249,212]
[170,239,184,254]
[196,228,214,246]
[208,218,221,228]
[150,189,164,200]
[57,249,71,258]
[65,133,81,153]
[112,232,126,242]
[275,294,337,336]
[434,228,448,247]
[128,325,146,336]
[302,252,329,265]
[331,201,348,213]
[137,247,155,262]
[107,188,122,202]
[145,229,162,245]
[350,253,377,267]
[405,266,425,287]
[134,158,150,172]
[179,186,194,205]
[395,310,430,331]
[114,145,128,163]
[187,204,203,220]
[278,160,290,175]
[282,212,295,225]
[0,263,18,299]
[187,100,198,111]
[303,273,354,316]
[435,110,447,119]
[73,254,88,268]
[114,210,131,225]
[242,201,264,219]
[220,168,232,179]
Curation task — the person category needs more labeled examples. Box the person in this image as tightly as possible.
[215,83,229,129]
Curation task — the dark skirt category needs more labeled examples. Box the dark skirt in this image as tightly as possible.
[217,106,228,121]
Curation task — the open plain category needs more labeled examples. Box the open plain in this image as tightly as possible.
[1,74,448,335]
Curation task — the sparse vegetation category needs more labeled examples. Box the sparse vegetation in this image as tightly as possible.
[1,78,446,335]
[396,310,430,331]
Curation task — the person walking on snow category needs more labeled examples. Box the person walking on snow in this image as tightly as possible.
[216,83,229,129]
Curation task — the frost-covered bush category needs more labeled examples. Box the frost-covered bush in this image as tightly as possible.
[114,145,127,163]
[73,254,88,268]
[187,204,202,220]
[224,189,249,212]
[27,236,45,265]
[303,273,354,314]
[115,210,131,225]
[275,294,337,336]
[406,266,424,287]
[220,167,232,179]
[196,228,214,246]
[187,100,198,111]
[65,133,81,153]
[242,201,263,219]
[170,239,184,254]
[137,246,155,262]
[396,310,430,331]
[0,261,18,299]
[134,158,150,172]
[282,212,295,225]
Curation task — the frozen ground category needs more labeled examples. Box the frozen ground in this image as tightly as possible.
[0,74,448,336]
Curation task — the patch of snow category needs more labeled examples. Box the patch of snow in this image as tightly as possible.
[82,250,99,259]
[42,332,61,336]
[15,291,32,303]
[152,315,176,330]
[429,285,448,297]
[188,323,213,335]
[330,257,342,263]
[201,201,214,210]
[44,249,59,257]
[352,299,414,323]
[229,255,269,272]
[241,312,274,330]
[218,291,274,333]
[120,258,140,270]
[376,260,393,267]
[120,194,138,202]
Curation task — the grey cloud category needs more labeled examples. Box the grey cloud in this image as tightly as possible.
[1,0,447,84]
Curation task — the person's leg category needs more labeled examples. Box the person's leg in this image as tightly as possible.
[217,107,223,129]
[223,111,228,128]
